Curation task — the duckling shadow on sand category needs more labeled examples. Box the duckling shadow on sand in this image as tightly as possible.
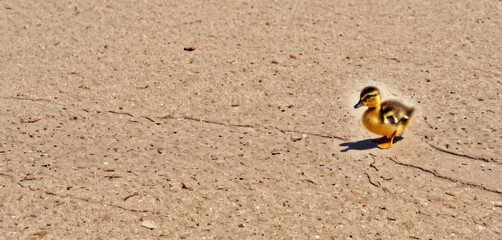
[339,137,403,152]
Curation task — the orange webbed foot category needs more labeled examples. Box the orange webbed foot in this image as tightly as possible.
[377,131,397,149]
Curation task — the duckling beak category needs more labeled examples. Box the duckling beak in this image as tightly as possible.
[354,100,364,108]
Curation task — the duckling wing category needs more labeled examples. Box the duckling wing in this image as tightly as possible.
[381,101,415,124]
[384,114,399,124]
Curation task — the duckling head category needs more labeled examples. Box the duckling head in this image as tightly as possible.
[354,86,381,108]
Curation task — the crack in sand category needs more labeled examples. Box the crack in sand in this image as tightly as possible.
[158,115,255,128]
[108,110,134,117]
[74,196,151,214]
[2,96,53,102]
[157,114,346,141]
[84,109,346,140]
[89,108,496,165]
[268,126,346,141]
[0,172,16,182]
[141,116,157,123]
[369,155,380,172]
[426,142,498,164]
[87,108,348,140]
[364,169,391,193]
[16,182,154,215]
[423,117,499,164]
[386,157,502,195]
[364,172,381,188]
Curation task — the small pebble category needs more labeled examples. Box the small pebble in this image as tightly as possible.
[290,133,303,142]
[141,220,157,230]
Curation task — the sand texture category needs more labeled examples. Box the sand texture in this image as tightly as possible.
[1,0,501,239]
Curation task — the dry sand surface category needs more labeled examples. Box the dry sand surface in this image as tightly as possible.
[1,0,501,239]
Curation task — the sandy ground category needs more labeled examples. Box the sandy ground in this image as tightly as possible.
[1,0,501,239]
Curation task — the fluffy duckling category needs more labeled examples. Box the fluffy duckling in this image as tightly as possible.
[354,86,415,149]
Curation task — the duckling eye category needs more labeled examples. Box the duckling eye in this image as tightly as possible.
[362,94,377,101]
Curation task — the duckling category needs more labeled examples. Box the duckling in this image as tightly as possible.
[354,86,415,149]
